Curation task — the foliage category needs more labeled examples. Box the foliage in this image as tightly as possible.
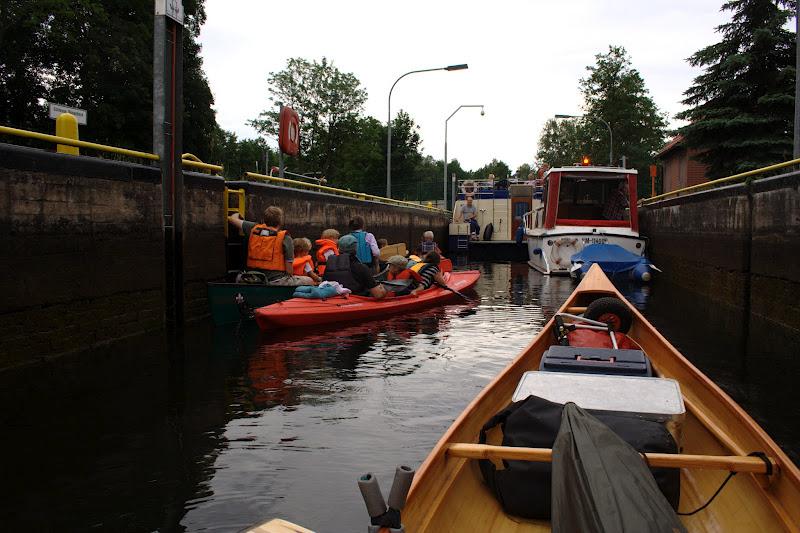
[535,46,667,193]
[677,0,795,178]
[580,45,667,191]
[0,0,218,158]
[536,118,585,167]
[249,57,367,176]
[209,128,274,178]
[471,158,512,180]
[515,163,532,179]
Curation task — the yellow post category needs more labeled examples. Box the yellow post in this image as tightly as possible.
[55,113,79,155]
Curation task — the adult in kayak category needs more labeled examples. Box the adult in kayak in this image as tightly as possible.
[348,215,380,272]
[322,234,387,299]
[409,252,448,296]
[227,206,314,286]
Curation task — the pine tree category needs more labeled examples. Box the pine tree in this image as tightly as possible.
[677,0,795,178]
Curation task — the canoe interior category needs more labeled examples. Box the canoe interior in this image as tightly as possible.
[207,282,296,326]
[401,266,800,532]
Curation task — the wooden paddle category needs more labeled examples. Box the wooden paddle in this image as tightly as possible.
[446,443,776,474]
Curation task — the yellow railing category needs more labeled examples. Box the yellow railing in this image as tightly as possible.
[642,157,800,205]
[244,172,450,214]
[2,124,450,212]
[223,187,246,238]
[0,125,223,173]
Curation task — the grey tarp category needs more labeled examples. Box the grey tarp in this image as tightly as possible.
[551,402,687,533]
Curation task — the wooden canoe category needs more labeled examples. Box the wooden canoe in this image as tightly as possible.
[399,264,800,532]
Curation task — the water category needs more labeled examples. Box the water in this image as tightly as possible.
[0,262,796,532]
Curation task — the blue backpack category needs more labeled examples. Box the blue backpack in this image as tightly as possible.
[351,230,373,264]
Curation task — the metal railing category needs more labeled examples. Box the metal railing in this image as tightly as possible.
[244,172,450,214]
[1,123,451,213]
[641,157,800,205]
[0,125,223,173]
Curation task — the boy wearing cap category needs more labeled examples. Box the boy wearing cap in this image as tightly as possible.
[322,234,387,299]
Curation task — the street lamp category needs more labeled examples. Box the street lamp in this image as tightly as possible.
[386,63,468,198]
[445,105,485,207]
[554,113,613,166]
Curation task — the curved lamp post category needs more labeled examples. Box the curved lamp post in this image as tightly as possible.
[445,105,484,207]
[386,63,468,198]
[555,113,613,166]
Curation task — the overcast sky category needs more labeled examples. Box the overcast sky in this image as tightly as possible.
[199,0,729,172]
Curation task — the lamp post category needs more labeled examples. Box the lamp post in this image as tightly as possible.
[554,113,613,166]
[386,63,468,198]
[445,104,484,207]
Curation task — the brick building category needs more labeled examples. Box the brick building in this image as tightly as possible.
[656,135,709,192]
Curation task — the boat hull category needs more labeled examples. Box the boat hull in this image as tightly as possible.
[207,282,296,326]
[254,270,480,329]
[526,227,646,275]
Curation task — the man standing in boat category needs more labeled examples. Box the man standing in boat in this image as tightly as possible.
[228,206,315,286]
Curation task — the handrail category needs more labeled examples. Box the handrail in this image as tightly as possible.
[641,157,800,205]
[0,124,223,173]
[244,172,450,214]
[0,125,159,161]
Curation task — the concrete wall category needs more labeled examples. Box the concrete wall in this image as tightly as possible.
[639,171,800,334]
[0,144,450,370]
[227,180,450,256]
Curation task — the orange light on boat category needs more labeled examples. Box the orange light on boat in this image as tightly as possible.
[581,156,591,166]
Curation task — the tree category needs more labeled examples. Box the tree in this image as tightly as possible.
[0,1,218,158]
[536,118,586,167]
[580,46,667,189]
[535,46,667,192]
[677,0,795,178]
[471,158,511,180]
[515,163,532,179]
[249,57,367,177]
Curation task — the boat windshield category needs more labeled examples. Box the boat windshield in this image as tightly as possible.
[557,175,630,222]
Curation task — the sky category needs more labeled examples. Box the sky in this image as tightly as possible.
[198,0,730,172]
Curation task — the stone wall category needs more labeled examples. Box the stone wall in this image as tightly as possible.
[639,171,800,333]
[0,144,450,370]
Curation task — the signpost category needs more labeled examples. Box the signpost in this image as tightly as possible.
[47,103,87,125]
[154,0,185,330]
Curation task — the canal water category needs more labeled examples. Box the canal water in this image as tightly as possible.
[1,261,797,532]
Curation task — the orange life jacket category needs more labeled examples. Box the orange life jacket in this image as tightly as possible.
[247,225,287,271]
[292,254,314,276]
[388,268,422,282]
[315,238,339,274]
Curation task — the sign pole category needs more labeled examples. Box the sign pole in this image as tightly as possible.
[153,0,185,330]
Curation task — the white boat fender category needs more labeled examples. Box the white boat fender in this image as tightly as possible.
[358,466,415,533]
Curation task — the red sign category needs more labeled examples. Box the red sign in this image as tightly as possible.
[278,106,300,156]
[649,164,657,178]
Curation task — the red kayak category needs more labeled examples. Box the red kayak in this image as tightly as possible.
[254,270,480,329]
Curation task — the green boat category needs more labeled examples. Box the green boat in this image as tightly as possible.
[207,276,297,326]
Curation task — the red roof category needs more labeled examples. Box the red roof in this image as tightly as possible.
[656,135,684,158]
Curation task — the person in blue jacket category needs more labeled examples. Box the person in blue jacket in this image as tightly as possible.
[348,215,380,272]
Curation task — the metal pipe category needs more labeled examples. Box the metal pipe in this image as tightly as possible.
[0,125,159,160]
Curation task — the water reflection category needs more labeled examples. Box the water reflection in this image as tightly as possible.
[0,262,795,533]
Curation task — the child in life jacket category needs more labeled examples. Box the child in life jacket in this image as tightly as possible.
[315,228,340,275]
[417,231,442,255]
[292,237,322,283]
[384,255,420,296]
